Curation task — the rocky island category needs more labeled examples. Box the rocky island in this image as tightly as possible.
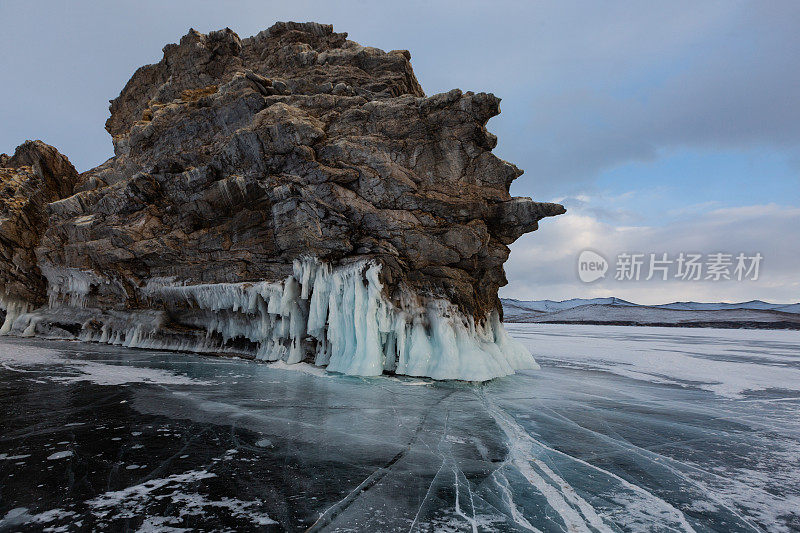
[0,22,563,380]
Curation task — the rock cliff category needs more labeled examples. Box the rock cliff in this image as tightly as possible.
[0,141,79,332]
[0,22,563,380]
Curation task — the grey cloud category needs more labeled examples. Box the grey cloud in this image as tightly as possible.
[4,1,796,177]
[505,1,800,194]
[501,204,800,304]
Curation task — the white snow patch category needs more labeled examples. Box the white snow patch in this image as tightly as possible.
[267,359,329,377]
[85,469,276,526]
[86,470,217,516]
[0,507,78,529]
[46,451,73,460]
[135,515,191,532]
[0,342,212,387]
[50,361,209,387]
[0,453,31,460]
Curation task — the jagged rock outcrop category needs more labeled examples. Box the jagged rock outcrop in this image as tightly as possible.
[0,141,79,331]
[1,22,564,380]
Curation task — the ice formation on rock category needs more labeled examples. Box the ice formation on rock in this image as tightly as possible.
[0,298,30,336]
[16,258,534,381]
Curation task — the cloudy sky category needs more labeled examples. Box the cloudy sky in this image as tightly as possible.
[1,1,798,304]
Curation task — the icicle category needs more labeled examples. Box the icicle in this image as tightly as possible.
[39,265,104,308]
[21,257,537,381]
[0,298,31,335]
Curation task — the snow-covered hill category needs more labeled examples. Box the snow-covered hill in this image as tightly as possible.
[502,298,800,329]
[502,297,636,317]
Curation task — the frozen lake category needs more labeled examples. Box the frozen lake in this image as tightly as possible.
[1,324,799,532]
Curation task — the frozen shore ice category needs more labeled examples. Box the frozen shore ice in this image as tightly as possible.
[1,258,537,381]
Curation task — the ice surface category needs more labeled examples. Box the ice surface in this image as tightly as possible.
[2,327,799,531]
[507,323,800,398]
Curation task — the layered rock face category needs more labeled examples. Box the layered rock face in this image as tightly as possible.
[0,141,79,332]
[1,22,563,380]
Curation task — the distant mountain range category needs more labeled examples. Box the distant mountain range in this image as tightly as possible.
[501,298,800,329]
